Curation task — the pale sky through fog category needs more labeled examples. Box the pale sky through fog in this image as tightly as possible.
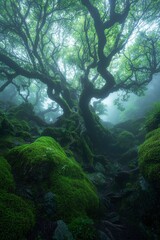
[101,74,160,124]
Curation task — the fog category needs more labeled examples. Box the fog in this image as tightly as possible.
[0,73,160,125]
[101,73,160,124]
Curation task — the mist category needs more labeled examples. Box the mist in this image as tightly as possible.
[101,73,160,124]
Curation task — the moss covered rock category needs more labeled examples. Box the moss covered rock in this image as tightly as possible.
[69,216,97,240]
[117,130,135,151]
[11,119,31,132]
[41,126,94,165]
[0,135,26,155]
[145,102,160,132]
[0,156,15,192]
[11,102,34,120]
[15,130,32,141]
[0,191,35,240]
[7,136,99,223]
[0,113,14,135]
[138,128,160,188]
[0,156,35,240]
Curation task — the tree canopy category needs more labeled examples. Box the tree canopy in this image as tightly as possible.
[0,0,160,140]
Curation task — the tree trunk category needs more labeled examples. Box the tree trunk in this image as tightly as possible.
[79,88,112,154]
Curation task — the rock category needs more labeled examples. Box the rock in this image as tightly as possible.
[95,162,106,174]
[87,172,106,187]
[53,220,74,240]
[119,147,138,165]
[43,191,56,217]
[115,168,139,188]
[98,230,111,240]
[7,136,99,223]
[115,171,130,187]
[138,127,160,189]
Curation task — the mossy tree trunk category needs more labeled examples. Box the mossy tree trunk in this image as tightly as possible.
[74,77,112,154]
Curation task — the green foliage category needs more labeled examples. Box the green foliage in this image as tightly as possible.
[0,156,15,192]
[115,30,160,95]
[69,216,97,240]
[92,100,108,116]
[144,102,160,132]
[7,136,99,223]
[0,191,35,240]
[138,128,160,188]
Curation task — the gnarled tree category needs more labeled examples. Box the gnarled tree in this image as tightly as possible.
[0,0,160,152]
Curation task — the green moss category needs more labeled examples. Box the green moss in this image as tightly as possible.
[0,156,15,192]
[0,115,14,135]
[145,128,160,140]
[119,183,159,239]
[12,102,34,120]
[0,154,35,239]
[138,128,160,187]
[0,135,25,155]
[145,102,160,132]
[0,191,35,240]
[11,119,30,132]
[55,112,79,132]
[81,137,94,165]
[52,175,99,221]
[42,126,76,143]
[42,115,95,165]
[41,127,72,146]
[41,127,62,138]
[16,131,32,141]
[7,136,99,222]
[117,130,135,150]
[69,216,97,240]
[0,135,14,148]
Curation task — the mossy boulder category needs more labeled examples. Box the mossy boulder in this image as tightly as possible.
[11,102,34,120]
[0,113,14,135]
[0,112,33,154]
[0,157,35,240]
[0,135,26,155]
[145,127,160,140]
[11,119,31,132]
[69,216,97,240]
[144,102,160,132]
[138,128,160,188]
[0,156,15,192]
[117,130,135,151]
[7,136,99,223]
[9,102,46,127]
[0,191,35,240]
[114,118,145,136]
[41,127,73,146]
[41,127,94,165]
[15,130,32,141]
